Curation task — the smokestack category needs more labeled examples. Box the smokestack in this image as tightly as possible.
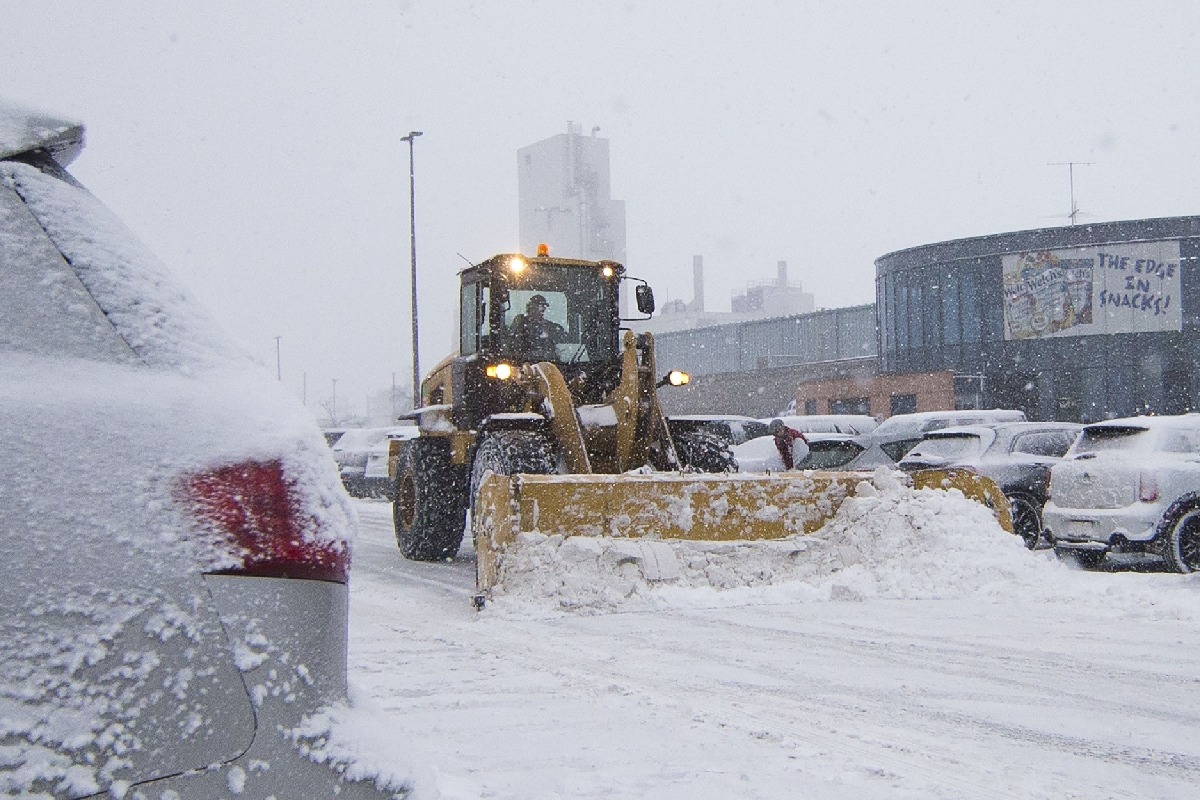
[777,260,788,287]
[692,255,705,313]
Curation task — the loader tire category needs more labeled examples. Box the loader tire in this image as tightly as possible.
[394,437,469,561]
[469,430,557,517]
[674,431,737,473]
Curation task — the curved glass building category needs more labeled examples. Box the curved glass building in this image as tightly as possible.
[876,216,1200,421]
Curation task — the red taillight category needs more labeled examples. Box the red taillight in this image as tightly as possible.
[182,459,349,583]
[1139,473,1159,503]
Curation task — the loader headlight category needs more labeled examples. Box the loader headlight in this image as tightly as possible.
[508,256,527,273]
[486,362,515,380]
[658,369,690,387]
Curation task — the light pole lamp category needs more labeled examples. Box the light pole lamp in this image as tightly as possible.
[402,130,423,408]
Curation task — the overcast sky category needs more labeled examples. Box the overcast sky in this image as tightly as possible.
[6,1,1199,419]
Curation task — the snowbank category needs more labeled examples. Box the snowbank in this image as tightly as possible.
[485,469,1200,618]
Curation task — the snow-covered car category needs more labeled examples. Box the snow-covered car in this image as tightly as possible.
[732,431,893,473]
[864,408,1027,464]
[0,101,403,798]
[1042,414,1200,571]
[362,426,420,499]
[333,426,403,497]
[897,421,1082,547]
[666,414,761,472]
[667,414,771,446]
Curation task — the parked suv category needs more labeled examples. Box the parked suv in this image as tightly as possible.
[898,421,1082,547]
[0,101,404,797]
[1042,414,1200,571]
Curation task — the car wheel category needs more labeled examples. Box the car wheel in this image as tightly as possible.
[393,438,469,561]
[674,431,738,473]
[1162,506,1200,574]
[1007,493,1043,549]
[1054,547,1106,570]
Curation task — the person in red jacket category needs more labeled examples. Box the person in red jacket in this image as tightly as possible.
[770,419,810,469]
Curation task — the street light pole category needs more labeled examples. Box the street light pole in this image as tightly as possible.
[401,130,424,408]
[274,335,282,381]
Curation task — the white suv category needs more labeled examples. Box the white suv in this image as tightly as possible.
[1042,414,1200,572]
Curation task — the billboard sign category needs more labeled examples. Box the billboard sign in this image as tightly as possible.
[1002,241,1181,340]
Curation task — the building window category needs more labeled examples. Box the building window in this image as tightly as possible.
[961,270,982,343]
[890,393,917,415]
[942,274,961,345]
[804,399,818,415]
[830,397,871,415]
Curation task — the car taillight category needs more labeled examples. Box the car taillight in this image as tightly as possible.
[181,459,349,583]
[1139,473,1159,503]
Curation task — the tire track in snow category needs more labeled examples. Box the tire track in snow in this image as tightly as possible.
[456,614,1030,800]
[679,607,1200,733]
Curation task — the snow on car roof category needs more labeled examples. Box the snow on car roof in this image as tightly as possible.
[333,427,399,450]
[1086,413,1200,431]
[0,98,84,165]
[873,409,1025,437]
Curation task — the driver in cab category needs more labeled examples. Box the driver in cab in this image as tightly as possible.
[509,294,565,361]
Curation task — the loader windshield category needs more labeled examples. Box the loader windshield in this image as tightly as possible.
[496,265,617,364]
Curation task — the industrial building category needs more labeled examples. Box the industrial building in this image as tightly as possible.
[517,123,626,264]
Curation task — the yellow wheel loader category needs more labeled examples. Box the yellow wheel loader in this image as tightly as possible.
[391,249,1014,604]
[390,250,733,559]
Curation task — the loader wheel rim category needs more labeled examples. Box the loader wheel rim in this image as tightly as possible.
[396,475,415,529]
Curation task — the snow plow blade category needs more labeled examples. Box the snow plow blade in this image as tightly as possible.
[474,469,1013,597]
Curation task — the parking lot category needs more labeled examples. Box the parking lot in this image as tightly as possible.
[347,497,1200,800]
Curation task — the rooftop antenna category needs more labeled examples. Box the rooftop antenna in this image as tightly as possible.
[1048,161,1094,226]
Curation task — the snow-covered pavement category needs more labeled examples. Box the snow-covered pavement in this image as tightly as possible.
[343,479,1200,800]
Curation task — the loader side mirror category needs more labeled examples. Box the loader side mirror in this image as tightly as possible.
[635,284,655,315]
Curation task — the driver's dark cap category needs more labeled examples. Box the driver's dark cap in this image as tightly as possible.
[529,294,549,307]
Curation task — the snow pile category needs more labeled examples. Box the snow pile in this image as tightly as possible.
[487,469,1046,615]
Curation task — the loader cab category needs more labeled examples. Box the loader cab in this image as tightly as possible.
[454,252,628,427]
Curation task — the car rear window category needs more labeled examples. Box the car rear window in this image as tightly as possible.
[1072,425,1151,454]
[906,433,983,461]
[881,437,922,462]
[2,160,244,371]
[798,439,865,470]
[1159,428,1200,454]
[0,176,135,362]
[1013,430,1077,457]
[739,421,770,442]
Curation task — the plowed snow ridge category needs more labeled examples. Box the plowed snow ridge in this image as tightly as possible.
[487,469,1200,618]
